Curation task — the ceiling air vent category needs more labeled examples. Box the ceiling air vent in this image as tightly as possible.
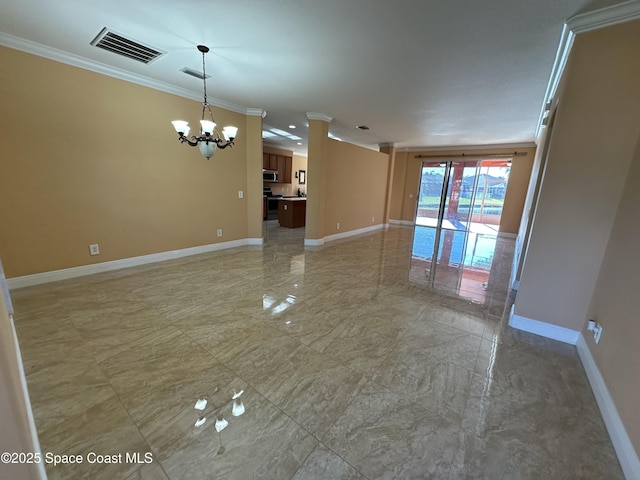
[90,27,165,64]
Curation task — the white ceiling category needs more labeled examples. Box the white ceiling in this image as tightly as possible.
[0,0,628,155]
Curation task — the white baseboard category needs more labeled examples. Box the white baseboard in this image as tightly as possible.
[324,224,385,243]
[247,237,264,245]
[388,219,415,226]
[304,238,324,246]
[304,224,387,247]
[7,238,256,289]
[508,306,580,345]
[576,334,640,480]
[509,310,640,477]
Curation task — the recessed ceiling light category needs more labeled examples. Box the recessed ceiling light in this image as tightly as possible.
[356,125,370,130]
[289,125,296,129]
[297,142,302,145]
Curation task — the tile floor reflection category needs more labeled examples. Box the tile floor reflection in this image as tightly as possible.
[410,225,513,304]
[11,222,623,479]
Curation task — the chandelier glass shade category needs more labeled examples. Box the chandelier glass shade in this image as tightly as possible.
[171,45,238,159]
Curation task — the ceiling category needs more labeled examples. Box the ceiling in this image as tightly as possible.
[0,0,627,155]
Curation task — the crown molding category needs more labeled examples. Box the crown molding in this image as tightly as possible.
[246,108,267,118]
[305,112,333,123]
[0,32,249,115]
[535,24,575,139]
[535,1,640,138]
[567,0,640,34]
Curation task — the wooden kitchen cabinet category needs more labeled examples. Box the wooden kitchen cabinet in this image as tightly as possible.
[262,152,292,183]
[277,155,292,183]
[268,154,279,171]
[278,199,306,228]
[262,153,279,171]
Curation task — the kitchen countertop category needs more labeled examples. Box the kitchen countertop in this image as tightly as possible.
[278,197,306,201]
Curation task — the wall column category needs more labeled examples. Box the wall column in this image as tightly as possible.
[379,143,396,227]
[304,113,332,244]
[246,109,265,242]
[514,24,640,332]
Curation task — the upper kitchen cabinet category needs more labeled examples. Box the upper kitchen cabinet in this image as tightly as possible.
[264,154,279,171]
[263,152,292,183]
[277,155,292,184]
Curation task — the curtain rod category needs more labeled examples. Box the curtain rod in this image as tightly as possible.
[414,151,527,159]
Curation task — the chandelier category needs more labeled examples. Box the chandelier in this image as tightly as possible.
[171,45,238,159]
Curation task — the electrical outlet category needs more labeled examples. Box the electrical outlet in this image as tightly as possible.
[217,229,223,237]
[594,324,603,343]
[238,191,244,198]
[587,319,603,344]
[89,244,100,255]
[371,216,375,223]
[336,222,340,230]
[284,204,288,210]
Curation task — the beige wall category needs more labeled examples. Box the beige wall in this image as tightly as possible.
[0,47,251,278]
[389,147,535,234]
[304,119,329,241]
[515,21,640,330]
[500,152,535,234]
[515,20,640,459]
[324,140,389,234]
[587,134,640,456]
[388,151,409,222]
[292,154,308,196]
[378,144,397,225]
[245,114,264,240]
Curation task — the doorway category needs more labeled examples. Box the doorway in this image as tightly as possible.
[411,159,511,301]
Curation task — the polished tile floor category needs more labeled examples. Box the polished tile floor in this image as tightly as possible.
[11,222,623,479]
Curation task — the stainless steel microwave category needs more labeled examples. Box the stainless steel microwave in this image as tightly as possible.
[263,170,278,182]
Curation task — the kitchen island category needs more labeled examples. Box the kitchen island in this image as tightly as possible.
[278,198,306,228]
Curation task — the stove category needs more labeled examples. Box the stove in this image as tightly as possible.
[263,187,282,220]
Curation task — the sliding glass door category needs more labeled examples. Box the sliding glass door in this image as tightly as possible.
[412,159,511,301]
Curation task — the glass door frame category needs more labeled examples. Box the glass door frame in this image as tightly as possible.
[416,160,482,288]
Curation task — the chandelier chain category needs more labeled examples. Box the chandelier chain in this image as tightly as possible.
[201,50,208,107]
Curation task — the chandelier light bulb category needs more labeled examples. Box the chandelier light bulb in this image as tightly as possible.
[171,120,189,135]
[200,120,216,135]
[222,126,238,141]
